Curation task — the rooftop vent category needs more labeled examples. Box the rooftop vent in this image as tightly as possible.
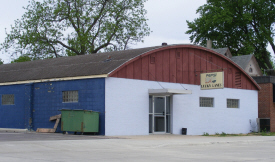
[162,42,168,46]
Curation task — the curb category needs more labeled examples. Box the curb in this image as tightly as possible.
[0,128,28,133]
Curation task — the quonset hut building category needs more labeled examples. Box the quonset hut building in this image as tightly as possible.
[0,44,259,135]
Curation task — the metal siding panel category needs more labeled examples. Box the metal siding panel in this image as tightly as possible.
[126,63,134,79]
[228,65,233,88]
[155,51,163,81]
[108,46,259,90]
[133,59,142,79]
[223,61,228,87]
[189,48,195,84]
[216,57,223,71]
[194,49,201,85]
[182,48,189,84]
[176,49,183,83]
[163,50,170,82]
[200,51,207,73]
[246,80,252,90]
[112,72,118,77]
[169,49,177,83]
[149,53,156,81]
[211,53,217,70]
[206,53,212,71]
[242,73,246,89]
[117,66,127,78]
[141,56,149,80]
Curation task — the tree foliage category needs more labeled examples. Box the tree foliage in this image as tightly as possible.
[1,0,150,59]
[186,0,275,69]
[0,59,3,65]
[11,55,32,63]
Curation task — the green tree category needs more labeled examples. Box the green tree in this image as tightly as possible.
[0,59,3,65]
[186,0,275,69]
[11,55,32,63]
[1,0,150,59]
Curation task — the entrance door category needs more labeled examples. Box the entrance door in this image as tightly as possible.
[149,96,170,134]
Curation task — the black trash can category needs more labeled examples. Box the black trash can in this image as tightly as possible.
[182,128,187,135]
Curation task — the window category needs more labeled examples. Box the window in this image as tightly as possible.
[227,99,239,108]
[249,68,253,73]
[2,94,15,105]
[62,91,78,103]
[200,97,214,107]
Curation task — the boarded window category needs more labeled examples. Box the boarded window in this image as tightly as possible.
[62,91,78,103]
[227,99,239,108]
[200,97,214,107]
[2,94,15,105]
[235,72,241,88]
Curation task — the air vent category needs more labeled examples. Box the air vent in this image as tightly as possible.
[235,72,241,88]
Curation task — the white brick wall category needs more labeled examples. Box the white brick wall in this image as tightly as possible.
[105,77,258,136]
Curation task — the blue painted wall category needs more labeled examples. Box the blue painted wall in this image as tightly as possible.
[0,84,26,129]
[0,78,106,135]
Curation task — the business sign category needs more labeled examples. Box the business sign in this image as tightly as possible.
[200,72,224,90]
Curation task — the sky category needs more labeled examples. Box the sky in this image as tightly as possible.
[0,0,207,63]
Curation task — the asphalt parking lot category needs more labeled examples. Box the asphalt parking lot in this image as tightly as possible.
[0,132,275,162]
[0,132,115,141]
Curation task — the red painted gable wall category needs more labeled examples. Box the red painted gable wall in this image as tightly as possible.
[109,46,258,90]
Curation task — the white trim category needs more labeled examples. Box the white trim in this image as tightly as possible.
[0,74,108,86]
[148,89,192,95]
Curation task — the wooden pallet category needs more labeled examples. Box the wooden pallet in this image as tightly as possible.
[36,114,61,133]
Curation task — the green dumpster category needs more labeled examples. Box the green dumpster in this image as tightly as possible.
[60,109,99,133]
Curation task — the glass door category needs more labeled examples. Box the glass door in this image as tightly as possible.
[154,96,165,133]
[149,96,171,134]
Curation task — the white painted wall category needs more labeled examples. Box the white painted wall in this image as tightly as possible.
[105,77,258,136]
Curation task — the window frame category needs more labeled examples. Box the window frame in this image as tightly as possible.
[227,99,239,108]
[1,94,15,105]
[62,91,79,103]
[199,97,214,107]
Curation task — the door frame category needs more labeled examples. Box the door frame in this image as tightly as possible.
[149,95,171,134]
